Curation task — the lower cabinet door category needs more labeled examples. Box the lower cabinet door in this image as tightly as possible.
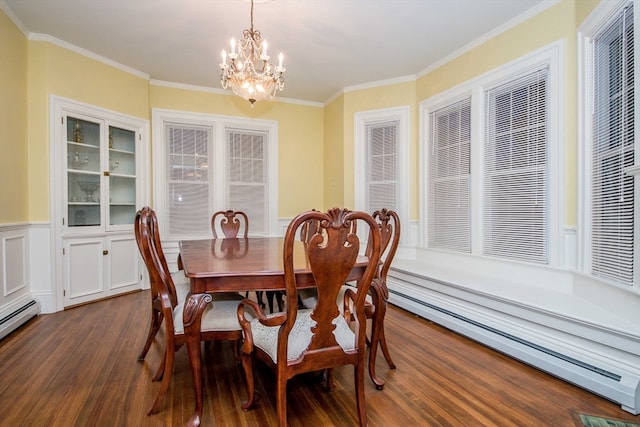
[63,234,141,307]
[64,238,105,306]
[106,236,141,294]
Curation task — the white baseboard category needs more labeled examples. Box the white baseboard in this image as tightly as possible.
[0,295,40,340]
[387,271,640,415]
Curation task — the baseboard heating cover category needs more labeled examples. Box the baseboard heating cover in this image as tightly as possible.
[0,299,40,340]
[388,286,640,415]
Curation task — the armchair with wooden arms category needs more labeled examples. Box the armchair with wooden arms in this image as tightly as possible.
[298,208,400,390]
[135,207,244,416]
[236,208,382,427]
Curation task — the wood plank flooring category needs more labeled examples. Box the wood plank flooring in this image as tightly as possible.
[0,290,638,426]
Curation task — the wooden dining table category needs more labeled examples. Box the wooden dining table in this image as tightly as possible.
[178,236,368,427]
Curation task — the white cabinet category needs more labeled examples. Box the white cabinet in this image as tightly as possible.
[52,97,148,307]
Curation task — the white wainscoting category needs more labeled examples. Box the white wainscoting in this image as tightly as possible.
[0,224,39,337]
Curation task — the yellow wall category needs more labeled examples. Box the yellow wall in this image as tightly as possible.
[149,85,325,217]
[342,81,418,215]
[0,10,28,223]
[415,0,579,226]
[323,94,345,209]
[26,41,150,222]
[2,0,609,228]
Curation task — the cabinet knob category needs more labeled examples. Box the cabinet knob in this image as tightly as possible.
[103,250,109,255]
[103,171,110,176]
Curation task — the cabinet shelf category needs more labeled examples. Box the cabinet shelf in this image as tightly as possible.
[68,141,100,149]
[69,202,100,206]
[109,147,135,155]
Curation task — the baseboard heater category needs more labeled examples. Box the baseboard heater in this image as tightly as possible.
[0,299,41,341]
[388,287,640,415]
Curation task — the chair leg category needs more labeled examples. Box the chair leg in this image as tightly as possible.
[152,350,166,382]
[354,363,368,427]
[244,291,266,308]
[147,343,175,415]
[378,322,396,370]
[276,376,288,427]
[240,351,256,411]
[266,291,284,313]
[325,368,335,391]
[138,309,162,361]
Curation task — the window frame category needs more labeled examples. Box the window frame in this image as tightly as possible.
[420,41,563,266]
[152,108,279,239]
[578,0,640,293]
[354,106,410,244]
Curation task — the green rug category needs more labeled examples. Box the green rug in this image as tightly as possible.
[579,414,640,427]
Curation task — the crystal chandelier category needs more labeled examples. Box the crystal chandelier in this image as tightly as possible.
[220,0,285,105]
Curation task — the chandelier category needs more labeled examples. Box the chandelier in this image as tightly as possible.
[220,0,286,105]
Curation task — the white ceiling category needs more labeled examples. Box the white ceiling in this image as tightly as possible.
[2,0,555,104]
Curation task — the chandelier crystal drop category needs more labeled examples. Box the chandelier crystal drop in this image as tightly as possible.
[220,0,285,105]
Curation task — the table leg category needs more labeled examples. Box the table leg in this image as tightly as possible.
[183,292,212,427]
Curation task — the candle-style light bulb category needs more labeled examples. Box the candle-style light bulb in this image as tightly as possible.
[278,53,284,68]
[221,50,227,65]
[230,38,236,55]
[262,41,268,57]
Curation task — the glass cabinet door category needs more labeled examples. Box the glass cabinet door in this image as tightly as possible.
[66,116,102,228]
[107,125,137,226]
[64,116,139,230]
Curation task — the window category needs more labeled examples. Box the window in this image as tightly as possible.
[153,109,278,238]
[484,67,549,263]
[428,98,471,253]
[227,128,269,235]
[167,123,212,235]
[365,121,399,213]
[421,41,561,265]
[580,0,637,288]
[354,107,409,242]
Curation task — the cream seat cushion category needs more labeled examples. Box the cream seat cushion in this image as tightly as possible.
[173,298,246,334]
[248,308,355,363]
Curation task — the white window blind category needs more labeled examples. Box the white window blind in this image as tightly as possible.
[366,121,398,213]
[166,123,212,235]
[591,4,635,285]
[227,128,267,234]
[484,67,549,263]
[428,98,471,252]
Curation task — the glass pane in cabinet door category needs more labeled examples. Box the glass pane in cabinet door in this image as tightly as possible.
[67,173,101,227]
[109,175,136,225]
[66,117,101,174]
[108,126,136,175]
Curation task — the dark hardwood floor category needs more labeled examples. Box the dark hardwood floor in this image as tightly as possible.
[0,290,637,426]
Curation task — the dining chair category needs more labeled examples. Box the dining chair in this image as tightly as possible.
[211,209,249,239]
[135,206,189,362]
[135,207,245,415]
[237,208,382,427]
[211,209,282,311]
[298,208,400,389]
[356,208,400,389]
